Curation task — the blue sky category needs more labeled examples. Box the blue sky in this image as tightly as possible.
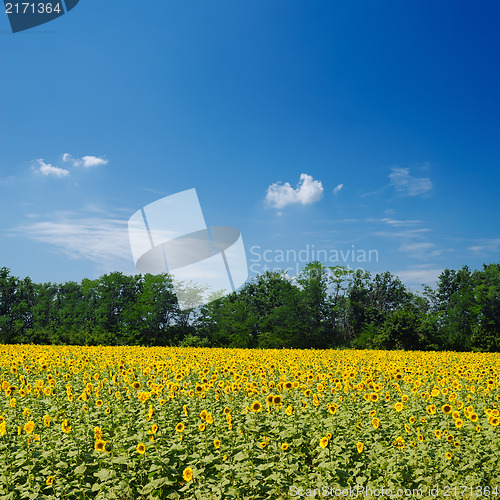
[1,0,499,291]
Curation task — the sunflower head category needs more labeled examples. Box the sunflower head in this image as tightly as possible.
[251,401,262,412]
[95,439,106,452]
[182,467,193,482]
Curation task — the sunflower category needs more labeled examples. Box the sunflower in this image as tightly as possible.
[132,381,141,390]
[319,437,329,448]
[46,476,54,486]
[61,419,71,434]
[273,395,282,405]
[138,392,149,403]
[442,404,452,415]
[286,405,294,416]
[394,402,403,412]
[94,439,106,452]
[455,419,463,429]
[394,436,405,448]
[213,439,221,449]
[198,423,206,432]
[370,393,379,402]
[281,442,290,451]
[95,400,103,408]
[24,421,35,434]
[136,443,146,454]
[446,452,452,460]
[251,401,262,412]
[435,429,442,439]
[182,467,193,482]
[175,423,185,433]
[357,442,364,453]
[372,417,380,429]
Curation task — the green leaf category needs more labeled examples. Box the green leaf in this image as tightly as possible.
[95,469,114,482]
[74,464,87,475]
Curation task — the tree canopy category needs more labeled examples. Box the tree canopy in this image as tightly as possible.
[0,262,499,351]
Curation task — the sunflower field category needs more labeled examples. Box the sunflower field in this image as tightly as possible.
[0,345,499,499]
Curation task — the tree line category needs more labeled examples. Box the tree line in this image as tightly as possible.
[0,262,499,351]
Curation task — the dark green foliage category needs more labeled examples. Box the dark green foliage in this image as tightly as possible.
[0,262,499,351]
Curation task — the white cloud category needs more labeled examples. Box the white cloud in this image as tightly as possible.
[395,267,443,287]
[468,238,500,254]
[10,215,134,272]
[389,168,432,196]
[367,217,423,227]
[373,223,441,260]
[81,155,108,167]
[34,159,69,178]
[266,173,324,209]
[63,153,108,168]
[399,242,436,252]
[333,184,344,195]
[373,228,431,239]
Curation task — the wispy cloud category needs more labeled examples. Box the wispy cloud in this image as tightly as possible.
[468,238,500,255]
[333,184,344,195]
[9,213,134,272]
[367,217,424,227]
[372,220,440,260]
[398,241,442,258]
[63,153,108,168]
[33,159,69,178]
[373,228,431,239]
[395,267,443,287]
[266,173,324,210]
[389,167,432,196]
